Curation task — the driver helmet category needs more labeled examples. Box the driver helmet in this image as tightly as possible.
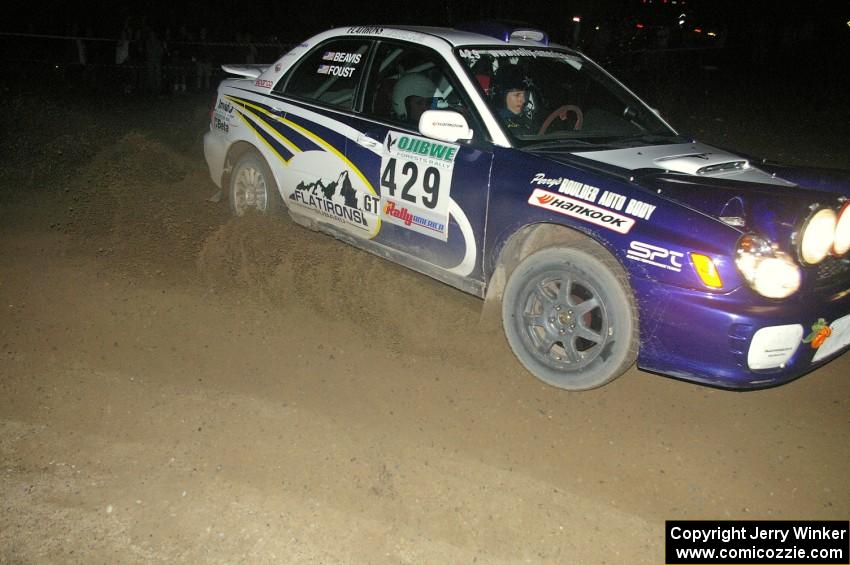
[392,73,438,120]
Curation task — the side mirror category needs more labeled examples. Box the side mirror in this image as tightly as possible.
[418,110,473,143]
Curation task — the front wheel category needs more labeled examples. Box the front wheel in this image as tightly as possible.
[228,151,281,216]
[501,244,637,390]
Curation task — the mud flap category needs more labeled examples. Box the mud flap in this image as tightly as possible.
[207,189,224,203]
[478,265,505,334]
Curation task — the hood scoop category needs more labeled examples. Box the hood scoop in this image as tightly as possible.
[653,152,749,176]
[576,142,796,187]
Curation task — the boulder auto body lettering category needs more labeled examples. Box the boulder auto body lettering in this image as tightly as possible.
[626,240,684,272]
[558,179,599,203]
[530,172,658,221]
[380,132,456,241]
[528,188,635,234]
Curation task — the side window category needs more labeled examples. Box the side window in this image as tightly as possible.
[281,39,371,110]
[363,42,470,129]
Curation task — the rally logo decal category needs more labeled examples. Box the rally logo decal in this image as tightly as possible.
[379,132,457,241]
[528,188,635,234]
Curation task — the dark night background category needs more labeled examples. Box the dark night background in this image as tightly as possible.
[3,0,848,77]
[1,2,849,562]
[5,0,845,163]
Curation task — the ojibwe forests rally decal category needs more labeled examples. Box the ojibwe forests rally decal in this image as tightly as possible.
[379,132,458,241]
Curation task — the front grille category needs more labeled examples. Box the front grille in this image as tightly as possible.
[815,256,850,289]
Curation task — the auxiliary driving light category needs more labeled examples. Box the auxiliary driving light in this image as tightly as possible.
[798,207,837,265]
[832,201,850,256]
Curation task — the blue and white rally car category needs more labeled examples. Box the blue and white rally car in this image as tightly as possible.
[204,22,850,390]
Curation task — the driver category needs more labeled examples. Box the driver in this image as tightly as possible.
[493,65,534,135]
[392,73,439,126]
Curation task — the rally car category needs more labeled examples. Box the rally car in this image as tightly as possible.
[203,22,850,390]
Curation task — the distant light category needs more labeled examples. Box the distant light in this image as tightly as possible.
[595,25,600,31]
[636,23,645,29]
[572,16,581,23]
[694,27,702,33]
[678,19,685,26]
[707,31,717,37]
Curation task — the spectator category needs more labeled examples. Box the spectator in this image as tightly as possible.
[143,23,164,95]
[195,27,213,91]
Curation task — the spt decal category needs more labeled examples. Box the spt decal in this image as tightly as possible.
[626,241,684,272]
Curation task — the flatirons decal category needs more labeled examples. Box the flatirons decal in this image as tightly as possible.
[290,170,368,229]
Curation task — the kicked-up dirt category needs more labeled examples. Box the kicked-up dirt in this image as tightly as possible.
[1,70,848,563]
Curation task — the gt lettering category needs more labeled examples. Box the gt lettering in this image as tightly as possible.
[362,194,381,214]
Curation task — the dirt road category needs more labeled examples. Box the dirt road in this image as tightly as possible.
[1,87,848,564]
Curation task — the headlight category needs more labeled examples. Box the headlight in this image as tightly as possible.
[832,201,850,256]
[736,234,801,299]
[798,207,837,265]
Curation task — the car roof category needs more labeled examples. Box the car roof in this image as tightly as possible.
[332,24,568,50]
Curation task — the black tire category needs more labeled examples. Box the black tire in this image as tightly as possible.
[228,151,282,217]
[501,243,638,390]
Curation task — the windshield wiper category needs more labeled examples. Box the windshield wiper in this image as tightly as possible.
[521,138,613,151]
[605,133,689,147]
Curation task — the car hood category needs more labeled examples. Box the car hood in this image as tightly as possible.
[547,142,850,248]
[577,142,796,187]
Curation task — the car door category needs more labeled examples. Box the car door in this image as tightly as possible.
[345,40,493,287]
[269,37,384,240]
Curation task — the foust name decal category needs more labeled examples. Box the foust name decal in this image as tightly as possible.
[317,64,356,78]
[528,189,635,234]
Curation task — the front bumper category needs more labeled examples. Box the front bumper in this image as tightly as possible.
[633,278,850,389]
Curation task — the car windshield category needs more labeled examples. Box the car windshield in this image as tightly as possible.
[456,46,681,149]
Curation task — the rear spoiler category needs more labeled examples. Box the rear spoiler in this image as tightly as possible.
[220,64,269,79]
